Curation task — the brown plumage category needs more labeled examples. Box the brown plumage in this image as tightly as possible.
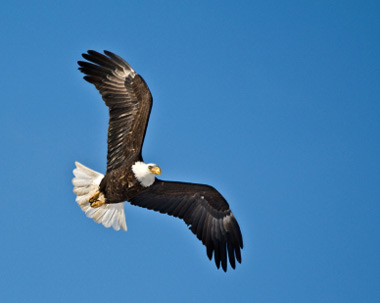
[76,50,243,271]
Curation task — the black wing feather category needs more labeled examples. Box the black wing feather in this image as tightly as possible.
[78,50,153,172]
[130,180,243,272]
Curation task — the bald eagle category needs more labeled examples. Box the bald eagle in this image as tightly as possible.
[72,50,243,271]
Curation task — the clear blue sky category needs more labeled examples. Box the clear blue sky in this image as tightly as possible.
[0,1,379,302]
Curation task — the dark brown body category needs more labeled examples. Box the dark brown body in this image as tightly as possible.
[99,161,147,203]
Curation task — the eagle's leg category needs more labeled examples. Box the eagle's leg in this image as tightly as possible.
[89,190,106,208]
[89,191,100,203]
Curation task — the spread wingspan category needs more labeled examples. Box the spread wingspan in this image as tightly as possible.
[75,50,243,272]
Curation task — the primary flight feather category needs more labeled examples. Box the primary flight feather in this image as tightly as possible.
[72,50,243,271]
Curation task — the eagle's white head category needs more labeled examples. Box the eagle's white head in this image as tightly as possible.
[132,161,161,187]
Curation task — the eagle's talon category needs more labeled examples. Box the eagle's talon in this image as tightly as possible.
[89,191,100,203]
[90,200,106,208]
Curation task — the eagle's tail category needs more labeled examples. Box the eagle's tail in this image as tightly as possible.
[72,161,127,231]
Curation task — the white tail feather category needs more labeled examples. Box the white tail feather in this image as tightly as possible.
[72,162,127,231]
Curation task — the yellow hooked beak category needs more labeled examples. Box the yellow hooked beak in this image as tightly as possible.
[150,166,161,175]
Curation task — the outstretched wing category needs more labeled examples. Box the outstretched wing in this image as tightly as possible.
[130,180,243,271]
[78,50,152,172]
